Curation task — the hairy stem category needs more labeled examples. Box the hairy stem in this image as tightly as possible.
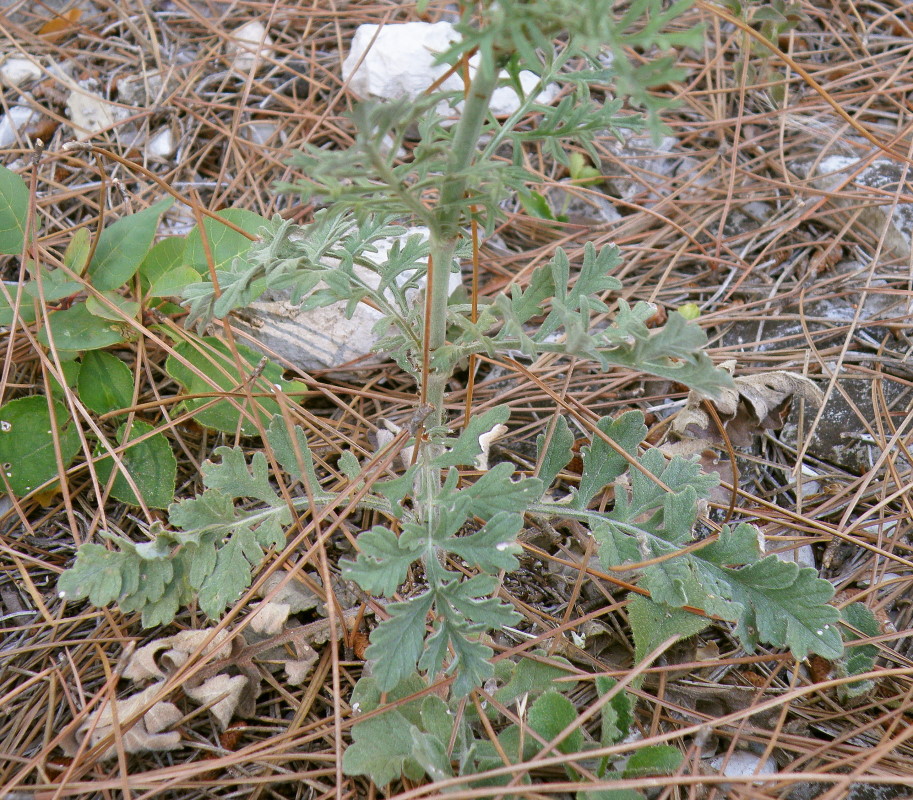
[424,51,501,431]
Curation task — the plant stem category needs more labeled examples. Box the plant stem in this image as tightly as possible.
[424,51,501,431]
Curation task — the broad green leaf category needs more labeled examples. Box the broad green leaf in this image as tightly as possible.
[536,414,574,490]
[58,543,130,607]
[183,208,266,274]
[519,189,563,221]
[88,198,173,291]
[574,411,647,509]
[24,265,82,301]
[595,676,634,746]
[85,291,140,321]
[38,301,130,351]
[95,420,176,509]
[49,359,81,399]
[495,652,576,705]
[0,396,80,496]
[165,337,290,435]
[527,690,583,755]
[148,265,201,298]
[139,236,185,289]
[0,164,30,255]
[78,351,134,415]
[623,744,683,778]
[365,592,435,691]
[63,227,91,273]
[342,710,417,785]
[0,284,37,325]
[627,594,709,666]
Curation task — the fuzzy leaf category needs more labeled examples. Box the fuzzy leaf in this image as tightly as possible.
[574,411,646,509]
[536,414,575,490]
[366,592,435,691]
[462,463,543,519]
[198,537,255,618]
[719,556,842,660]
[58,543,130,607]
[595,676,634,746]
[623,745,683,778]
[840,602,879,677]
[266,416,328,499]
[528,690,583,755]
[627,594,709,666]
[433,405,511,468]
[342,525,422,597]
[342,710,417,786]
[201,447,282,506]
[443,511,522,573]
[496,653,577,705]
[837,602,880,700]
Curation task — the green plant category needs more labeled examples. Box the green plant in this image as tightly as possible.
[342,652,682,796]
[724,0,806,106]
[0,164,286,507]
[57,0,847,763]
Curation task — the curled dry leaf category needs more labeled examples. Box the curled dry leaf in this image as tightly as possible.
[663,365,823,505]
[475,423,508,471]
[69,681,181,760]
[123,629,233,683]
[255,570,321,614]
[249,600,292,635]
[184,674,249,730]
[672,364,824,448]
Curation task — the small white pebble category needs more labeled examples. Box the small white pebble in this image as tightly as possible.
[227,20,274,74]
[0,57,42,87]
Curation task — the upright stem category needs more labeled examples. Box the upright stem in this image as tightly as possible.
[424,52,501,432]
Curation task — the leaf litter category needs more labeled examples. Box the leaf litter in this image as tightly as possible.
[1,1,913,798]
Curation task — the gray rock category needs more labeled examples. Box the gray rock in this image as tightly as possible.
[792,156,913,261]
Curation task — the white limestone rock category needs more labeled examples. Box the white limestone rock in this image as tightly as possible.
[342,21,557,118]
[233,227,462,372]
[227,20,274,74]
[0,57,42,87]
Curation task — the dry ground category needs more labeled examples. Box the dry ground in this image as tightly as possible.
[2,1,913,798]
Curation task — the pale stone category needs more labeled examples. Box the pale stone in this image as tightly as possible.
[228,20,274,74]
[343,21,557,118]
